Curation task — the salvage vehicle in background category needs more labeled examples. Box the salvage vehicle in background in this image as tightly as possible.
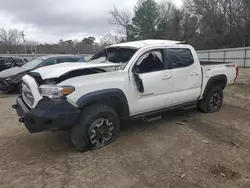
[0,55,85,93]
[0,57,28,72]
[14,40,238,151]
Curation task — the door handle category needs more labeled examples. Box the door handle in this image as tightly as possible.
[162,75,171,80]
[190,72,199,76]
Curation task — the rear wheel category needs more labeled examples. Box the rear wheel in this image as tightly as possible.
[71,104,120,152]
[198,86,223,113]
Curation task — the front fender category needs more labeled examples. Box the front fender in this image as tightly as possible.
[76,88,129,119]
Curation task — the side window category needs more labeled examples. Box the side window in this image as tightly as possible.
[41,59,57,66]
[72,58,81,62]
[13,58,24,66]
[134,50,165,74]
[66,58,80,62]
[13,58,23,63]
[2,58,13,67]
[168,48,194,69]
[57,57,80,64]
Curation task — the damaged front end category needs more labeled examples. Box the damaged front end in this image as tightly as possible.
[27,67,110,86]
[0,73,24,92]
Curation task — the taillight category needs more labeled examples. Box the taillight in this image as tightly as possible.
[235,66,239,80]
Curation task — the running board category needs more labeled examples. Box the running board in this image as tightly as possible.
[130,101,197,120]
[183,104,197,111]
[142,113,162,122]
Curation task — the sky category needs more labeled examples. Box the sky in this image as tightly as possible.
[0,0,183,43]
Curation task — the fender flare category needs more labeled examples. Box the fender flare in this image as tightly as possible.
[202,74,227,98]
[76,89,129,119]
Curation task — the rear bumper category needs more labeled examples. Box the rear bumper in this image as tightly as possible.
[15,96,80,133]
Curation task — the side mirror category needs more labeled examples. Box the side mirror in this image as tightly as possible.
[133,73,144,93]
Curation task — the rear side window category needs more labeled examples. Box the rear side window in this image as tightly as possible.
[168,48,194,69]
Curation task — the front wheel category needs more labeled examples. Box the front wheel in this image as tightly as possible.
[198,86,223,113]
[71,104,120,152]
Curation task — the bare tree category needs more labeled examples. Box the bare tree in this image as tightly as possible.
[108,6,132,40]
[158,1,176,23]
[100,34,123,45]
[0,28,21,52]
[157,1,184,40]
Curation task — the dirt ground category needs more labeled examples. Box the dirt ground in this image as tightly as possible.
[0,69,250,188]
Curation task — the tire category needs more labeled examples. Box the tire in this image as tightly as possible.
[198,86,223,113]
[71,104,120,152]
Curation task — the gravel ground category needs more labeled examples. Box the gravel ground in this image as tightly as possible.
[0,69,250,188]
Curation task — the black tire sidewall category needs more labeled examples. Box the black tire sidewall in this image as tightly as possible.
[85,110,120,146]
[201,86,223,113]
[71,104,120,151]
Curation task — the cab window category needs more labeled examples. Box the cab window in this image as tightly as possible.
[167,48,194,69]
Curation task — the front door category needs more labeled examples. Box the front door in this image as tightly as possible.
[129,49,173,115]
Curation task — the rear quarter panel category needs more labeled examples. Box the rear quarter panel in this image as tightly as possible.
[200,63,237,99]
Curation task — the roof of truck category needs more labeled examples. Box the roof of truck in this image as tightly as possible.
[108,39,181,49]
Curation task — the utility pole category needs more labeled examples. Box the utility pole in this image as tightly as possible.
[21,31,27,54]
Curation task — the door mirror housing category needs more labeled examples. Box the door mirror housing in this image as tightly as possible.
[133,73,144,93]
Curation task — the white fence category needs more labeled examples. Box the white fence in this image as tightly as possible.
[197,47,250,67]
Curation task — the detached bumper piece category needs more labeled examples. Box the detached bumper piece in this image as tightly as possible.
[15,96,80,133]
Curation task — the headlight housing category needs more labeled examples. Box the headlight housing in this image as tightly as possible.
[38,85,75,99]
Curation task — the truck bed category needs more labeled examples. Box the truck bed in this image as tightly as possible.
[199,61,238,100]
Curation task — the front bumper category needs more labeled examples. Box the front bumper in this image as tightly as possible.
[15,96,80,133]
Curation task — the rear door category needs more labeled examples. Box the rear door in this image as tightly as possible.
[129,49,173,115]
[168,48,202,105]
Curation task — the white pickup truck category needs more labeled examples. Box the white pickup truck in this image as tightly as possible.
[14,40,238,151]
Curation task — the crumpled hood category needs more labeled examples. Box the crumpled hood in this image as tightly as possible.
[0,66,30,78]
[31,62,121,80]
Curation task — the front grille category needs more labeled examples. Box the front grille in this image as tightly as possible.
[22,81,34,107]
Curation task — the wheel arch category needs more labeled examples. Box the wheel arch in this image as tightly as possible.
[76,89,129,120]
[202,74,227,98]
